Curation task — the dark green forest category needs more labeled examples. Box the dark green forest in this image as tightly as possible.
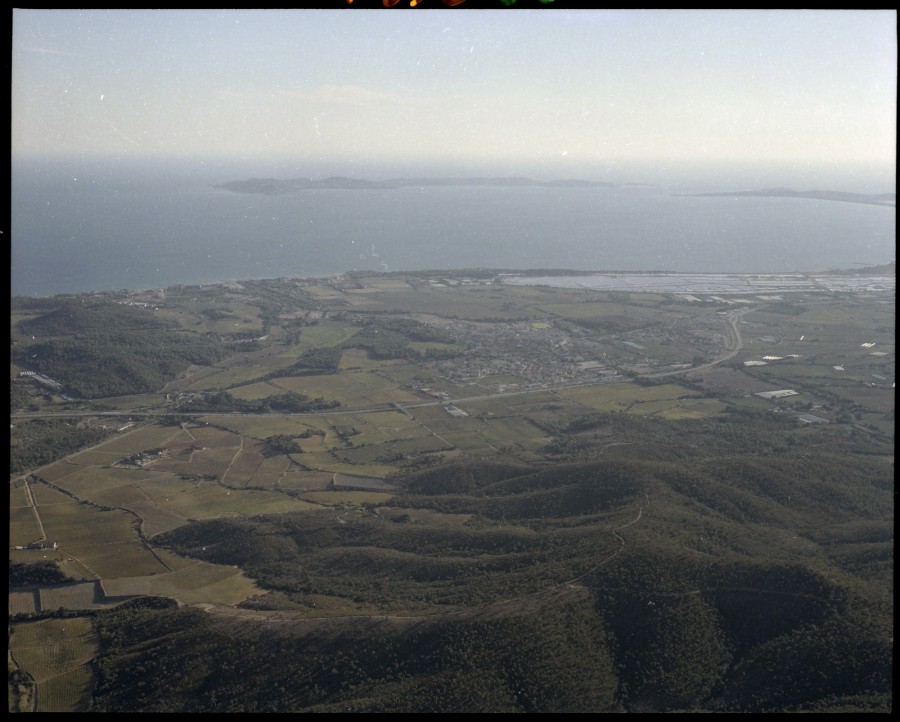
[93,415,892,712]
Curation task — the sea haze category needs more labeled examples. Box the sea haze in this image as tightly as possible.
[11,156,896,297]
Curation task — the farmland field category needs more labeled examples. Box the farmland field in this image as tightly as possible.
[40,581,107,610]
[87,425,181,454]
[102,561,262,606]
[270,371,420,407]
[133,476,319,518]
[9,270,894,714]
[65,450,126,466]
[9,616,98,713]
[10,507,46,547]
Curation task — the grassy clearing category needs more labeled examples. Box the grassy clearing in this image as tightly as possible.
[64,450,125,466]
[268,370,418,407]
[375,506,474,526]
[184,425,241,445]
[312,460,400,477]
[439,431,498,453]
[624,398,723,418]
[175,365,235,391]
[268,470,334,492]
[828,386,895,414]
[357,436,453,459]
[538,301,671,323]
[693,366,777,395]
[409,412,482,438]
[290,451,335,470]
[202,365,281,389]
[135,476,319,519]
[221,380,282,400]
[332,473,397,490]
[475,374,526,388]
[479,417,549,450]
[554,382,692,410]
[356,278,414,291]
[304,286,347,298]
[298,490,394,506]
[283,322,362,352]
[350,286,550,320]
[407,340,466,353]
[356,410,431,435]
[88,425,181,454]
[654,398,727,419]
[102,561,262,606]
[327,413,416,446]
[90,393,168,409]
[375,361,438,385]
[200,414,329,440]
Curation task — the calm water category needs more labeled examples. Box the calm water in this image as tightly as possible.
[11,158,896,297]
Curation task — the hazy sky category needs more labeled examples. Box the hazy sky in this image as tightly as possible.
[11,8,897,175]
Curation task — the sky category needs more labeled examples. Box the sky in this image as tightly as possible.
[10,8,898,179]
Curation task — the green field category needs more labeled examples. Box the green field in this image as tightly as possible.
[278,322,362,353]
[132,476,319,519]
[268,370,422,407]
[87,425,182,454]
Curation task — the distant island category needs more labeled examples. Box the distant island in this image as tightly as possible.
[214,176,617,194]
[215,180,895,207]
[674,188,896,206]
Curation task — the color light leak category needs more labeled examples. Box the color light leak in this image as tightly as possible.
[346,1,470,6]
[346,1,551,6]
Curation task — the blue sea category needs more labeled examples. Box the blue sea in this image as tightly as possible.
[10,157,896,297]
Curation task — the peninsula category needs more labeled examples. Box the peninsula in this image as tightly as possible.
[674,188,895,206]
[214,176,617,194]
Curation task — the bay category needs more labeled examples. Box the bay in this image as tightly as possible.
[11,158,895,297]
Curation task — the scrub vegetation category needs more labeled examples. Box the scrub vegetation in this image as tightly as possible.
[9,270,893,712]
